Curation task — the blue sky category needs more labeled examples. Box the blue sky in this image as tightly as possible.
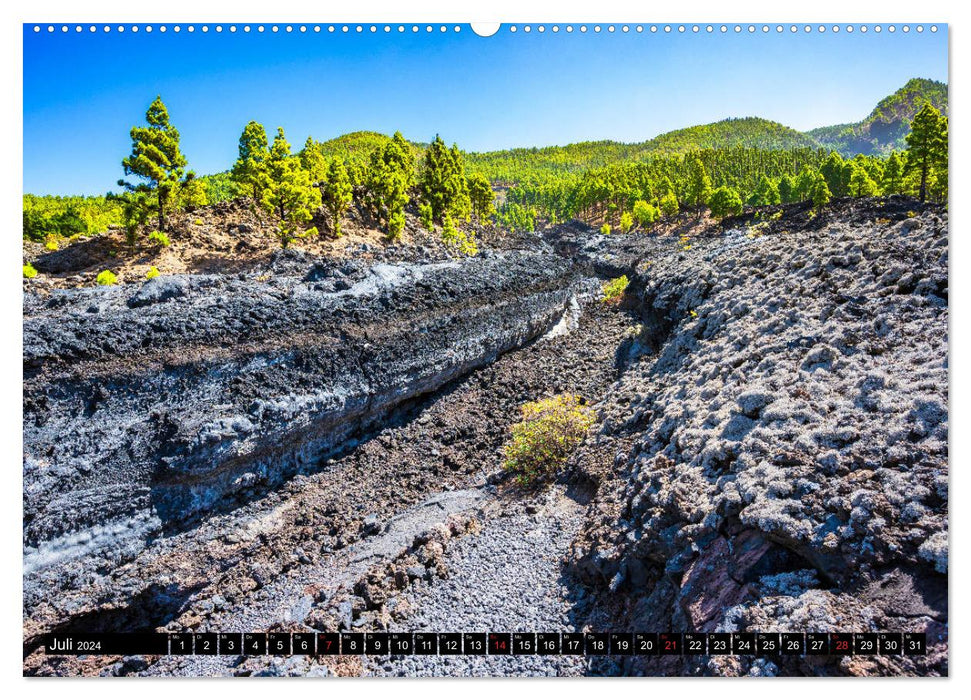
[24,24,948,195]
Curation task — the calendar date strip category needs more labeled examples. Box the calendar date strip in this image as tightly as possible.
[43,631,927,657]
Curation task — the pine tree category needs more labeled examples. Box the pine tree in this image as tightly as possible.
[119,96,187,232]
[793,166,819,202]
[778,174,795,203]
[684,155,713,210]
[299,137,328,185]
[632,200,657,228]
[848,162,880,198]
[231,121,272,203]
[263,127,321,247]
[389,131,417,182]
[178,171,209,211]
[748,174,781,207]
[321,158,353,237]
[420,136,469,222]
[368,138,411,238]
[708,186,743,219]
[821,152,848,197]
[810,174,831,210]
[881,152,905,194]
[467,172,495,222]
[659,192,679,218]
[905,102,948,202]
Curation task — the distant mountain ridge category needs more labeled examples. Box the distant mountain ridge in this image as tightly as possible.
[643,117,819,153]
[309,79,948,176]
[807,78,948,156]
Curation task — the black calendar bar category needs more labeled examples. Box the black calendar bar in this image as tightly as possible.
[43,632,927,657]
[43,633,169,656]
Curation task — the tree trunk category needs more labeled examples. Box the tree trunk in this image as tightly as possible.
[919,158,928,202]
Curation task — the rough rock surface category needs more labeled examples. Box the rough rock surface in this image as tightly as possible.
[24,197,948,677]
[361,484,591,677]
[570,198,948,676]
[24,283,632,675]
[23,249,579,643]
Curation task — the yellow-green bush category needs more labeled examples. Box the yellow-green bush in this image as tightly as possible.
[441,214,478,256]
[503,394,595,485]
[96,269,117,286]
[600,275,629,304]
[600,223,612,235]
[146,266,160,280]
[148,231,170,247]
[23,263,38,279]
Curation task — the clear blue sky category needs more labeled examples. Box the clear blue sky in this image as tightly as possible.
[24,24,948,196]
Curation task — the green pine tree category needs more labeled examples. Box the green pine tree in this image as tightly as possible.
[659,192,679,218]
[905,102,948,202]
[793,166,819,202]
[119,96,187,232]
[848,162,880,198]
[420,136,470,222]
[467,172,495,222]
[684,155,713,211]
[263,127,321,247]
[881,152,905,194]
[821,152,848,197]
[231,121,272,203]
[299,137,328,185]
[321,158,353,237]
[748,174,781,207]
[178,171,209,212]
[368,138,412,238]
[708,186,743,219]
[810,174,832,210]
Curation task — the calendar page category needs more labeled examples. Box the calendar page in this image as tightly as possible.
[21,19,948,678]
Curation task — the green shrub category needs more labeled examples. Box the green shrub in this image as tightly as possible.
[600,223,611,235]
[441,213,478,256]
[193,218,204,226]
[659,192,679,217]
[632,199,659,227]
[304,226,319,237]
[96,269,117,286]
[708,186,743,220]
[44,234,59,251]
[419,201,434,230]
[146,266,160,280]
[503,394,595,485]
[148,231,170,247]
[619,212,633,233]
[600,275,629,304]
[23,263,38,279]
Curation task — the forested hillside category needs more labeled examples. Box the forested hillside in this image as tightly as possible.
[808,78,948,156]
[22,79,948,255]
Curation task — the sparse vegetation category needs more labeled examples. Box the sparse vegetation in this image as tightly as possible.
[601,275,629,304]
[503,394,595,486]
[96,269,117,286]
[419,201,434,230]
[146,266,160,280]
[147,231,170,247]
[23,263,38,279]
[441,213,478,256]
